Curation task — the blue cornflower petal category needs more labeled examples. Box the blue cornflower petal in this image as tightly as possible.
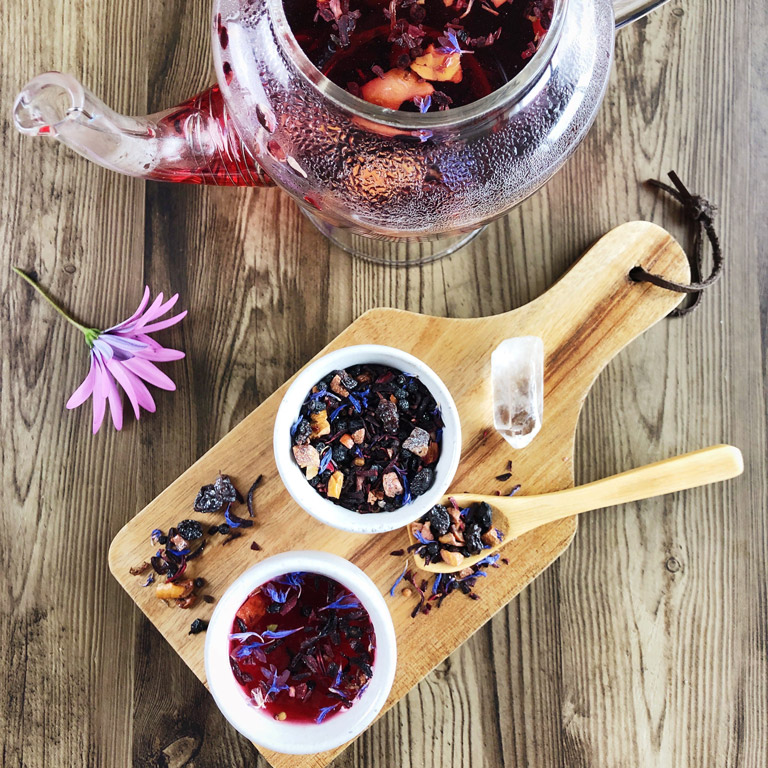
[432,574,443,595]
[224,505,244,528]
[273,572,305,587]
[329,403,347,421]
[389,562,408,596]
[322,592,361,611]
[316,705,338,723]
[261,627,303,640]
[141,574,155,587]
[318,448,333,474]
[264,584,290,604]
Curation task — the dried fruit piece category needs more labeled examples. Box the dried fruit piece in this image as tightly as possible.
[293,444,321,469]
[410,467,435,497]
[330,374,349,398]
[410,46,463,83]
[360,68,434,110]
[426,504,450,537]
[215,474,239,505]
[403,426,431,457]
[351,428,365,444]
[236,592,269,625]
[482,528,501,547]
[376,400,399,434]
[194,484,222,513]
[440,549,464,567]
[339,433,355,449]
[382,471,404,498]
[189,618,208,634]
[177,519,203,541]
[310,410,331,438]
[327,470,345,498]
[156,579,194,600]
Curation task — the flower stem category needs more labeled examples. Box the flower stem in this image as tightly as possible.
[13,267,101,344]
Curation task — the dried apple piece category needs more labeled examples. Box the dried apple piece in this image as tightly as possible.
[410,45,463,83]
[361,68,434,110]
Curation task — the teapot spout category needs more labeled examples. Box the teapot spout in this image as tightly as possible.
[13,72,272,186]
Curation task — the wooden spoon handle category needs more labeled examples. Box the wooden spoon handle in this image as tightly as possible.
[498,444,744,538]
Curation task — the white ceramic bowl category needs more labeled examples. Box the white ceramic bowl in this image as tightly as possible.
[204,550,397,755]
[273,344,462,534]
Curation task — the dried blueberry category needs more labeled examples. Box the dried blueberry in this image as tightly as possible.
[470,502,493,533]
[177,519,204,541]
[332,444,350,465]
[410,468,435,497]
[218,524,231,535]
[308,398,326,413]
[464,522,483,555]
[189,618,208,635]
[339,370,358,391]
[194,484,222,513]
[294,419,312,445]
[426,504,450,537]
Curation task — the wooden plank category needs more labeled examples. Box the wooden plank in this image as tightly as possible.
[108,223,690,768]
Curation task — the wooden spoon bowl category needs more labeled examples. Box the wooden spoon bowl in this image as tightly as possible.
[408,445,744,573]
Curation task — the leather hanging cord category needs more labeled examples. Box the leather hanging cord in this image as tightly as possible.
[629,171,723,317]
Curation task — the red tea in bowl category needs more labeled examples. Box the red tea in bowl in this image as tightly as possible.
[283,0,554,111]
[229,572,376,723]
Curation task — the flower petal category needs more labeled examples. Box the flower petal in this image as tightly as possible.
[105,359,141,419]
[137,309,188,335]
[132,334,185,361]
[107,286,151,332]
[92,337,114,361]
[91,358,109,434]
[120,364,157,413]
[123,357,176,391]
[135,345,186,362]
[102,365,123,431]
[134,292,180,329]
[100,333,149,361]
[66,359,97,410]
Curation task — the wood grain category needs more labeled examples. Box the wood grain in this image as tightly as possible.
[108,222,689,768]
[1,1,767,768]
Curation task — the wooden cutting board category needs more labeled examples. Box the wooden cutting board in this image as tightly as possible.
[108,221,689,768]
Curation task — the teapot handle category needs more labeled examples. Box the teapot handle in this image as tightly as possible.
[613,0,671,28]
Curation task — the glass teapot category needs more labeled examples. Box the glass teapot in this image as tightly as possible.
[13,0,668,263]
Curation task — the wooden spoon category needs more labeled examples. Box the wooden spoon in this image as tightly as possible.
[409,445,744,573]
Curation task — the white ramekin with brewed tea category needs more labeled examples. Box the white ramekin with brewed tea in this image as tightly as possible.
[204,550,397,754]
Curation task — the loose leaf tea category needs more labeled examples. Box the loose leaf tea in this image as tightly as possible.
[291,364,443,513]
[229,573,376,723]
[283,0,554,111]
[390,552,506,616]
[410,500,504,567]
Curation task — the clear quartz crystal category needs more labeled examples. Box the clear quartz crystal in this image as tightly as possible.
[492,336,544,449]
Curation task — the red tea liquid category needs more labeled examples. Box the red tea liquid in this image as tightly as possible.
[283,0,553,110]
[229,572,376,723]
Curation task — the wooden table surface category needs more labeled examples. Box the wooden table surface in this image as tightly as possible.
[2,2,766,767]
